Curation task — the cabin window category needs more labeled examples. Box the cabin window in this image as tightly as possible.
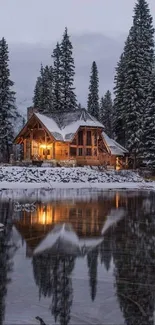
[86,148,92,156]
[86,209,91,217]
[77,209,83,217]
[70,147,76,156]
[78,130,83,145]
[69,208,77,218]
[86,131,92,146]
[78,148,83,156]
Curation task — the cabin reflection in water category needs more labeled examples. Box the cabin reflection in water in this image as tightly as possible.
[13,192,127,257]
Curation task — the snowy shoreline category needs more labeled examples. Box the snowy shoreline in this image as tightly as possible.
[0,180,154,190]
[0,166,153,191]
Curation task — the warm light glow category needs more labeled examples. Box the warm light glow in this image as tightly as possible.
[115,192,120,209]
[38,206,53,224]
[116,157,120,171]
[40,144,51,149]
[40,144,47,149]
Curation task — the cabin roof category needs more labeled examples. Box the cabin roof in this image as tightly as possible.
[102,131,128,156]
[36,109,104,141]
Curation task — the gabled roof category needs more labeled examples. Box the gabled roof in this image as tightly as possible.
[35,113,63,141]
[102,131,128,156]
[37,109,104,141]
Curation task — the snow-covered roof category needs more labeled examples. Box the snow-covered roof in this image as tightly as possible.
[35,109,104,142]
[35,113,63,141]
[102,132,128,156]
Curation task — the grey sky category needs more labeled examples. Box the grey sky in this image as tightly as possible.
[1,0,155,43]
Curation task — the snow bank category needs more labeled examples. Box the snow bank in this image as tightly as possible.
[0,166,147,190]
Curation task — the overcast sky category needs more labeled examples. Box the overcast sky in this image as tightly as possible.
[1,0,155,43]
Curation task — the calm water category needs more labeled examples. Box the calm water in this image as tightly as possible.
[0,189,155,325]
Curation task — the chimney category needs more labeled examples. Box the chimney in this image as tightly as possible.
[27,107,38,121]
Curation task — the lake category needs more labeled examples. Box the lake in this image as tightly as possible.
[0,189,155,325]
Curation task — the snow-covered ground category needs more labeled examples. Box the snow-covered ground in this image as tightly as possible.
[0,166,153,190]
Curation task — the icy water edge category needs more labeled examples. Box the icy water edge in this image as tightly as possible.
[0,189,155,325]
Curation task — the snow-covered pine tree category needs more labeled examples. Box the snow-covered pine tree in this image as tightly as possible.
[142,70,155,166]
[87,61,99,120]
[33,64,54,115]
[113,53,126,146]
[113,0,155,167]
[33,75,42,109]
[100,90,113,137]
[0,37,18,162]
[60,27,77,112]
[77,102,82,109]
[42,65,54,115]
[51,42,62,113]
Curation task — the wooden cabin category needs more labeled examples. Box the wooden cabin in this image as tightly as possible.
[14,107,128,169]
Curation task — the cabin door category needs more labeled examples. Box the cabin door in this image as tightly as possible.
[40,146,52,160]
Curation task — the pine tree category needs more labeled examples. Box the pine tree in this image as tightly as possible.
[142,71,155,166]
[87,61,99,120]
[77,102,82,110]
[33,64,54,115]
[0,37,18,162]
[100,90,113,137]
[51,42,62,112]
[113,0,155,166]
[33,75,42,109]
[113,53,126,146]
[60,27,77,112]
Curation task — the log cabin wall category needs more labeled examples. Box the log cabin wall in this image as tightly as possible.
[55,142,69,160]
[69,127,101,165]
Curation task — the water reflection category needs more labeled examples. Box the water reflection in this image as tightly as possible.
[0,202,17,325]
[112,194,155,325]
[13,193,123,257]
[33,249,75,325]
[1,190,155,324]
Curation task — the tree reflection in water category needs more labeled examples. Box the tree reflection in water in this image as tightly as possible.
[33,252,75,325]
[112,194,155,325]
[0,202,17,325]
[17,191,155,325]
